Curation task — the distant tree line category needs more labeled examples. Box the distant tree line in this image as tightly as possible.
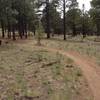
[0,0,100,41]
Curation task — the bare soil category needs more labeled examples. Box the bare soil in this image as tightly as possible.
[39,46,100,100]
[1,39,99,100]
[21,39,100,100]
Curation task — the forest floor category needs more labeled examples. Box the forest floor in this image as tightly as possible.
[22,37,100,100]
[0,36,100,100]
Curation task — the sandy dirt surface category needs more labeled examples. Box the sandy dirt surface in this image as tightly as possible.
[15,40,100,100]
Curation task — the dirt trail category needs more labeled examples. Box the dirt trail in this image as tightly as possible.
[21,41,100,100]
[38,47,100,100]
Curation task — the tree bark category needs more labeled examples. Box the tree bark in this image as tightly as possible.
[1,20,5,38]
[96,22,100,36]
[18,15,23,39]
[7,21,11,39]
[46,0,50,39]
[12,25,16,40]
[25,23,28,39]
[72,23,76,36]
[63,0,66,40]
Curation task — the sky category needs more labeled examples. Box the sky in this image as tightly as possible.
[78,0,92,10]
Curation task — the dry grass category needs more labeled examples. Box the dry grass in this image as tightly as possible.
[42,36,100,66]
[0,42,93,100]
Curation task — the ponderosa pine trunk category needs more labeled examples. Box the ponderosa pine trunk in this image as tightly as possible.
[63,0,66,40]
[24,22,28,39]
[18,15,23,39]
[1,20,5,38]
[46,0,50,39]
[7,21,11,39]
[96,22,100,36]
[72,23,76,36]
[12,25,16,40]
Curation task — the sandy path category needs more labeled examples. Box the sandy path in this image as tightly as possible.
[39,47,100,100]
[20,41,100,100]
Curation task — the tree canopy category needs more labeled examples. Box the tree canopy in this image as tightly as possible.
[0,0,100,40]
